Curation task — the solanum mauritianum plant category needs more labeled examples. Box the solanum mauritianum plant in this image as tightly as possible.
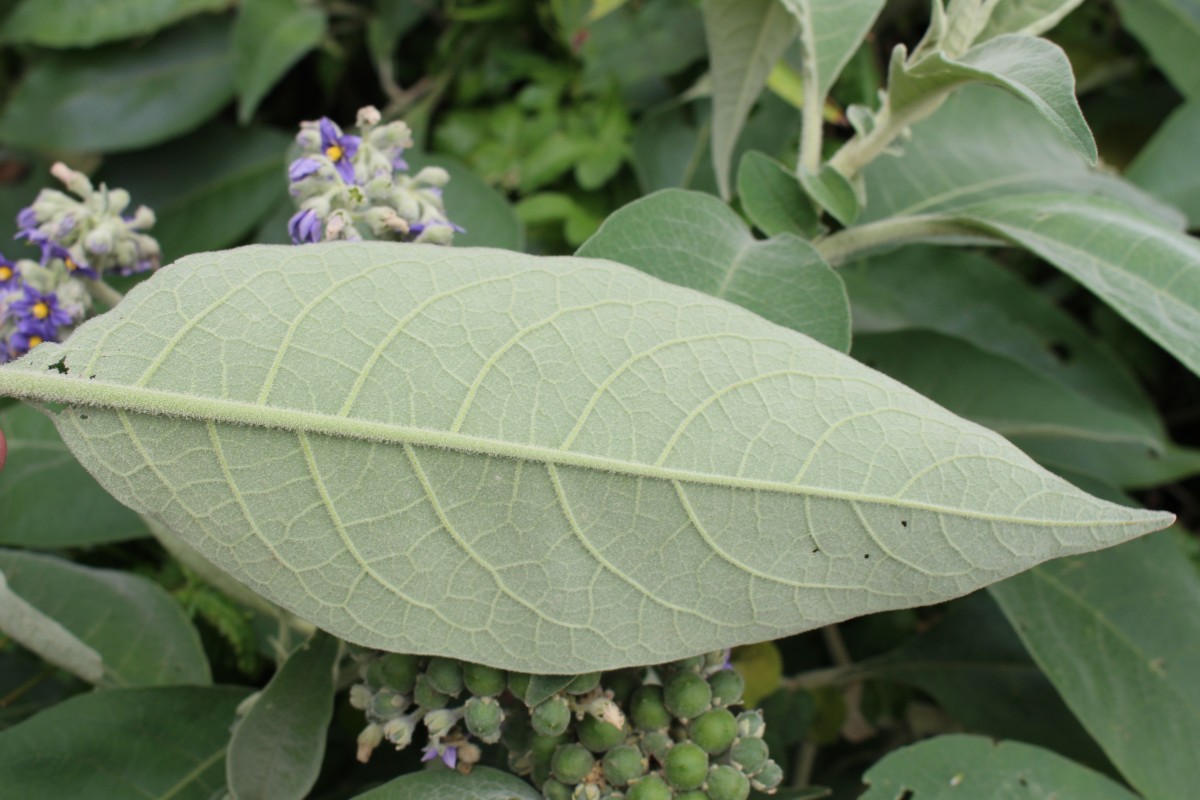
[0,1,1198,798]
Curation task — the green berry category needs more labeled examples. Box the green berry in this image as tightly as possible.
[369,688,407,719]
[688,708,737,754]
[601,744,646,787]
[412,674,448,710]
[463,662,507,697]
[532,733,570,760]
[735,709,765,739]
[603,670,641,706]
[508,671,532,701]
[707,765,751,800]
[663,671,712,720]
[708,669,744,707]
[426,657,464,696]
[630,686,671,731]
[664,742,708,790]
[751,759,783,792]
[577,714,625,753]
[464,696,504,741]
[674,793,707,800]
[671,655,705,673]
[638,730,672,764]
[532,696,572,736]
[566,671,602,695]
[542,778,573,800]
[626,774,671,800]
[365,653,420,694]
[730,736,769,776]
[552,743,596,784]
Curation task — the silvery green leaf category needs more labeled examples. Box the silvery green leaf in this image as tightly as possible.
[737,151,822,238]
[778,0,886,99]
[0,243,1170,672]
[1127,100,1200,229]
[1113,0,1200,100]
[702,0,798,199]
[353,766,541,799]
[978,0,1086,40]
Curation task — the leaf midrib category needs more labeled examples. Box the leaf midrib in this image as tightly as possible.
[0,367,1161,530]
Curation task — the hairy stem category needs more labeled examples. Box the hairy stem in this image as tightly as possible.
[797,18,824,174]
[815,214,1002,266]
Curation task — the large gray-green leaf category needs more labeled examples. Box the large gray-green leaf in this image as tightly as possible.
[0,685,250,799]
[227,632,339,800]
[887,34,1095,164]
[1113,0,1200,100]
[1127,100,1200,229]
[0,17,234,153]
[702,0,798,199]
[860,735,1139,800]
[99,122,292,262]
[978,0,1085,40]
[1,402,149,547]
[992,531,1200,800]
[0,0,228,47]
[859,87,1182,226]
[576,189,851,351]
[353,766,541,799]
[851,331,1183,487]
[737,151,821,238]
[0,243,1171,673]
[779,0,884,100]
[233,0,326,123]
[953,193,1200,379]
[0,549,211,686]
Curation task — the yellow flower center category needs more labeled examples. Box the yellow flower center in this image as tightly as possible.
[0,266,11,281]
[32,301,49,320]
[65,257,77,271]
[28,335,43,348]
[325,144,344,161]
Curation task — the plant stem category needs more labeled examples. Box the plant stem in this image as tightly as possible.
[86,279,125,310]
[815,214,1002,266]
[797,19,824,174]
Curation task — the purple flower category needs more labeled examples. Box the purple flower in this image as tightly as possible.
[318,118,360,184]
[44,242,99,280]
[288,208,323,244]
[0,254,18,292]
[10,285,73,338]
[8,328,49,356]
[421,743,458,769]
[288,157,322,183]
[16,206,37,231]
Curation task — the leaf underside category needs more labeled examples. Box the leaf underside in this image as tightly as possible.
[0,243,1169,672]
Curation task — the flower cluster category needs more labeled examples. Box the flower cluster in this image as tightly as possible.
[0,163,160,363]
[350,650,782,800]
[287,107,462,246]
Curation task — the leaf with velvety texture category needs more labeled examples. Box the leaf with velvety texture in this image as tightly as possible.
[1127,99,1200,229]
[353,766,541,799]
[0,242,1171,672]
[977,0,1086,40]
[1113,0,1200,100]
[779,0,885,100]
[0,0,229,48]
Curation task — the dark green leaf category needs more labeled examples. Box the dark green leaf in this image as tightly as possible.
[737,151,820,238]
[799,164,859,225]
[577,189,851,350]
[99,122,291,261]
[226,632,339,800]
[991,530,1200,800]
[353,766,541,799]
[1113,0,1200,100]
[0,648,84,731]
[525,674,575,706]
[233,0,326,123]
[0,549,211,687]
[861,735,1139,799]
[1127,100,1200,229]
[0,685,250,799]
[1,0,229,48]
[0,402,148,547]
[0,16,235,153]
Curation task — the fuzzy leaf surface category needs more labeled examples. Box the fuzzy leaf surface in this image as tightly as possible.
[1113,0,1200,100]
[0,0,229,47]
[977,0,1085,40]
[1127,99,1200,229]
[779,0,885,99]
[353,766,541,799]
[0,243,1170,673]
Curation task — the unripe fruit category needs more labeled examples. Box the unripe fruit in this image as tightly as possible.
[671,655,705,673]
[664,671,712,720]
[426,657,464,696]
[463,662,507,697]
[552,743,596,784]
[688,708,738,755]
[369,688,407,719]
[532,733,570,760]
[413,674,448,710]
[639,730,672,764]
[508,671,532,701]
[464,696,504,741]
[577,714,625,753]
[752,759,783,792]
[735,709,765,739]
[708,669,744,707]
[542,778,573,800]
[730,736,769,776]
[674,793,707,800]
[664,742,709,790]
[532,696,572,737]
[707,764,751,800]
[630,686,671,731]
[604,670,641,706]
[366,653,420,694]
[566,671,602,695]
[602,744,647,786]
[626,774,671,800]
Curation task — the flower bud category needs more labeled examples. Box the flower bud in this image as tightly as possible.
[348,684,373,710]
[356,723,383,763]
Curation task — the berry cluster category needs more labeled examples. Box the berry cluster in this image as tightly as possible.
[350,650,782,800]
